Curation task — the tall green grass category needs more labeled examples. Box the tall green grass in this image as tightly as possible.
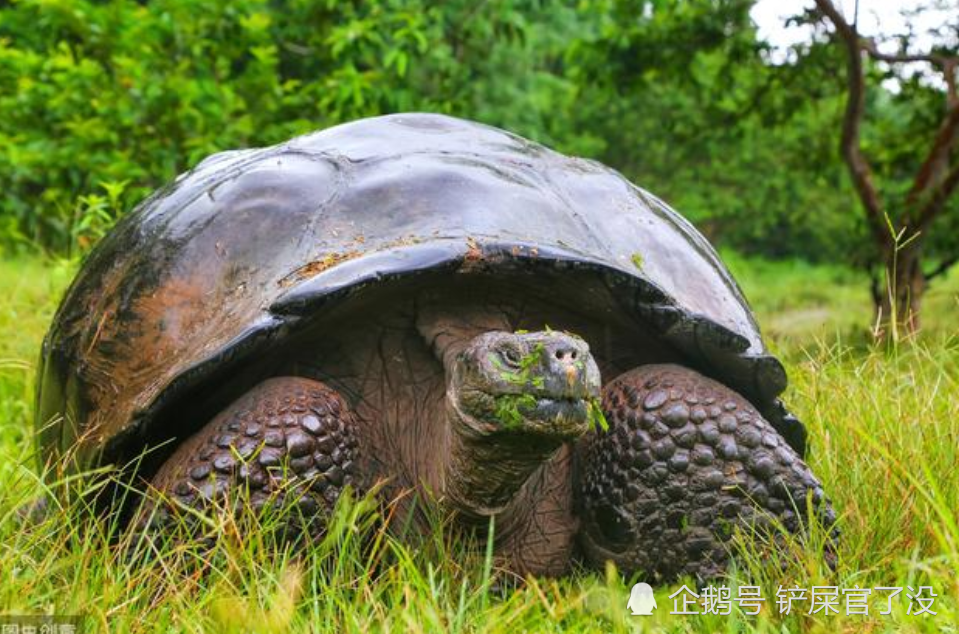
[1,256,958,633]
[723,249,959,348]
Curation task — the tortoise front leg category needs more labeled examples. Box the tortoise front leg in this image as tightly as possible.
[574,364,836,581]
[140,377,363,540]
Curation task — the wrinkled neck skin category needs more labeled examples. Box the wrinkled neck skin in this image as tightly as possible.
[442,394,566,521]
[416,305,562,524]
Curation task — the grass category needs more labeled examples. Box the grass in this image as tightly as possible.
[1,254,958,633]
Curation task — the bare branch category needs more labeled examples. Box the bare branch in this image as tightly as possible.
[907,103,959,217]
[948,61,958,109]
[814,0,890,249]
[844,22,959,227]
[916,160,959,228]
[861,41,958,106]
[862,40,953,67]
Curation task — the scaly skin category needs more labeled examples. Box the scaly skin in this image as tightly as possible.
[575,364,837,580]
[142,377,362,538]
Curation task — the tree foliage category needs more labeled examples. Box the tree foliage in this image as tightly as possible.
[0,0,955,294]
[564,0,860,259]
[0,0,576,252]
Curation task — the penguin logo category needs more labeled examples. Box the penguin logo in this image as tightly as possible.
[627,582,656,615]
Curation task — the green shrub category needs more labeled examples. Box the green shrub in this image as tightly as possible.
[0,0,579,254]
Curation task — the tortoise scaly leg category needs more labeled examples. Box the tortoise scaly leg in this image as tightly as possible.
[575,364,836,580]
[140,377,363,540]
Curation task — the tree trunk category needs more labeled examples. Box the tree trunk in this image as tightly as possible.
[875,243,926,338]
[813,0,959,340]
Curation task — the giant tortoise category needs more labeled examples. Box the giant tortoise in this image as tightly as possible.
[36,113,834,579]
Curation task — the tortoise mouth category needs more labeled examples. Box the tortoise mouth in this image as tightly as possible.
[456,388,592,438]
[523,396,591,436]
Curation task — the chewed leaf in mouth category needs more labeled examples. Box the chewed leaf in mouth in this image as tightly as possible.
[492,393,591,436]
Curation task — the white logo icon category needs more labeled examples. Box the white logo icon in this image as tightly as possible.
[627,582,657,615]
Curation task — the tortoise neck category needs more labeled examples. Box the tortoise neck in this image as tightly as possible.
[441,398,563,521]
[416,300,555,520]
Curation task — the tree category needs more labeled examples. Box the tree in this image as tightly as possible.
[812,0,959,337]
[562,0,862,262]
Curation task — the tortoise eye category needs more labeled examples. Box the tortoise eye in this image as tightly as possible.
[500,346,523,368]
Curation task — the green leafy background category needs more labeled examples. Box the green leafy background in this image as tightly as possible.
[4,0,954,265]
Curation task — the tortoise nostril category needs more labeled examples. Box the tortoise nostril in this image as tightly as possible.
[553,346,577,363]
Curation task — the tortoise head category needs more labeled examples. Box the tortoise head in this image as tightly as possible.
[439,329,601,516]
[449,331,601,439]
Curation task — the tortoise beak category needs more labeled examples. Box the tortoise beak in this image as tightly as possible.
[566,364,578,388]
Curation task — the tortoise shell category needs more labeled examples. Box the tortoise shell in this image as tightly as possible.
[36,113,804,474]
